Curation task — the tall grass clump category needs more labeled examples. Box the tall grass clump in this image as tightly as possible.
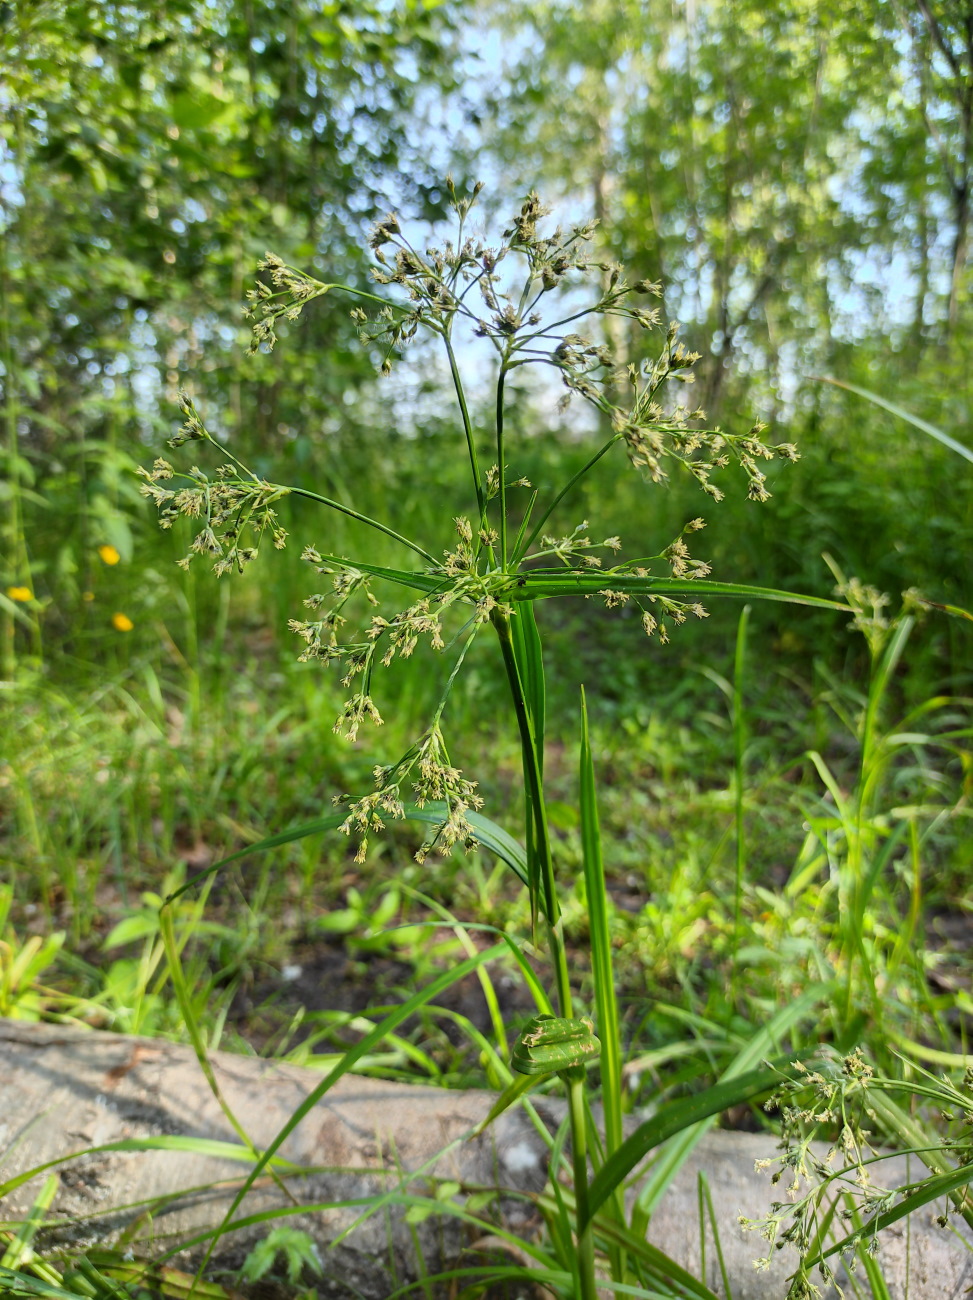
[47,184,966,1296]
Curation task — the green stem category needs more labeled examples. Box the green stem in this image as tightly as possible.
[443,330,486,529]
[496,365,507,566]
[284,485,437,565]
[491,609,560,938]
[517,302,618,346]
[732,605,749,1007]
[567,1073,599,1300]
[431,625,480,728]
[271,275,396,315]
[0,101,36,675]
[492,608,572,1006]
[493,605,598,1300]
[202,431,261,483]
[0,232,20,681]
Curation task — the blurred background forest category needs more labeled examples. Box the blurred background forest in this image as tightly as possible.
[1,0,971,1067]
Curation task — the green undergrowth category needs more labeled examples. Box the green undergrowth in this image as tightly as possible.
[3,615,970,1083]
[3,629,973,1298]
[3,190,973,1298]
[4,529,972,1300]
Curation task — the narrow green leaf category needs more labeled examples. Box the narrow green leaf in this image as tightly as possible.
[579,689,623,1166]
[0,594,35,629]
[409,807,529,886]
[627,987,830,1225]
[387,1265,578,1298]
[0,1135,290,1203]
[165,804,528,905]
[583,1063,790,1228]
[190,943,509,1280]
[732,605,750,969]
[85,1253,232,1300]
[293,552,442,594]
[511,602,546,774]
[863,615,914,774]
[507,603,549,930]
[159,908,264,1168]
[915,598,973,624]
[697,1172,734,1300]
[575,1210,722,1299]
[839,1194,894,1300]
[806,1164,973,1270]
[513,573,851,610]
[814,376,973,465]
[164,1190,555,1272]
[472,1072,541,1135]
[1,1176,59,1269]
[500,935,555,1016]
[0,1267,90,1300]
[863,1086,973,1231]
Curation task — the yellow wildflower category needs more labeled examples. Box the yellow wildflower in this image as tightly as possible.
[112,612,134,632]
[98,544,121,565]
[82,591,94,602]
[6,586,32,602]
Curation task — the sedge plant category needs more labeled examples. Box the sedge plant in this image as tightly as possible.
[142,184,850,1298]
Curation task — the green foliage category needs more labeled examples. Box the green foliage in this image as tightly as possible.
[137,186,971,1299]
[239,1228,322,1285]
[3,5,973,1295]
[0,887,65,1020]
[0,0,458,670]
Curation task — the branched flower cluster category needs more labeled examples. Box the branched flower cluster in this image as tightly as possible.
[149,182,801,871]
[835,574,892,654]
[245,253,333,355]
[285,539,489,859]
[139,398,288,576]
[738,1048,973,1297]
[529,517,712,641]
[534,520,623,569]
[339,186,797,529]
[335,724,482,865]
[605,329,800,502]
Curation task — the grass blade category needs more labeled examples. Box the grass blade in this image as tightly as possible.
[515,573,851,610]
[1,1176,59,1269]
[805,1163,973,1270]
[586,983,831,1228]
[632,987,830,1225]
[583,1062,787,1228]
[863,1086,973,1230]
[697,1172,734,1300]
[840,1194,893,1300]
[184,942,509,1280]
[511,602,546,775]
[813,376,973,465]
[579,689,623,1162]
[472,1073,539,1134]
[0,1135,295,1204]
[509,595,546,930]
[158,907,267,1170]
[0,1268,92,1300]
[164,805,528,905]
[731,605,749,1002]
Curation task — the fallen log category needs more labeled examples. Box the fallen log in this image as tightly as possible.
[1,1020,970,1298]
